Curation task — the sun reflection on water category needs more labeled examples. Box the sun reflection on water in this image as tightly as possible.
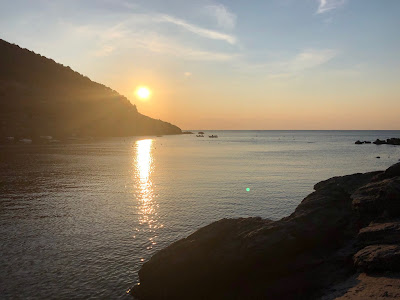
[133,139,160,233]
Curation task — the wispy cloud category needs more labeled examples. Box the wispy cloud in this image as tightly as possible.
[131,31,238,61]
[235,48,338,77]
[62,4,241,61]
[269,49,338,78]
[94,45,114,57]
[288,49,338,71]
[101,0,138,10]
[205,4,236,30]
[159,14,237,45]
[68,20,238,62]
[316,0,346,14]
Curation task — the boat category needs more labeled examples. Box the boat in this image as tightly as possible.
[19,138,32,144]
[209,135,218,138]
[196,135,204,137]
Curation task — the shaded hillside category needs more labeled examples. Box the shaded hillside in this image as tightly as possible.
[0,39,181,139]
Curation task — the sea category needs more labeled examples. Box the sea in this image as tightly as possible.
[1,130,399,299]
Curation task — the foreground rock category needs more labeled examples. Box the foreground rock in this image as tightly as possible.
[132,163,400,299]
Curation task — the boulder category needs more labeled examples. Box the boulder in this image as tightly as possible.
[387,138,400,145]
[383,162,400,178]
[133,182,358,299]
[372,138,400,145]
[314,171,381,194]
[354,245,400,271]
[357,221,400,245]
[373,139,387,145]
[352,177,400,222]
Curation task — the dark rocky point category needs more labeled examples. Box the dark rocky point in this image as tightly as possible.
[355,138,400,146]
[373,138,400,145]
[132,163,400,299]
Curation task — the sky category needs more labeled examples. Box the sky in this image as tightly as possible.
[1,0,399,130]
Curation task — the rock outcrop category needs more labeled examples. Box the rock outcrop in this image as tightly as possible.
[132,163,400,299]
[373,138,400,145]
[353,245,400,272]
[358,221,400,245]
[355,138,400,145]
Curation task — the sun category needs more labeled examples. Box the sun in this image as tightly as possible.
[135,86,151,100]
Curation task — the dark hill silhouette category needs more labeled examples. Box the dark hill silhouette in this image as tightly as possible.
[0,39,181,140]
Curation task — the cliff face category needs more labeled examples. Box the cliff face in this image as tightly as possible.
[0,39,181,138]
[132,163,400,299]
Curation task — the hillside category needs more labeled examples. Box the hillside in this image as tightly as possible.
[0,39,181,140]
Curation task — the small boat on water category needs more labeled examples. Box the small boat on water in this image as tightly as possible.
[19,138,32,144]
[196,135,204,137]
[209,135,218,138]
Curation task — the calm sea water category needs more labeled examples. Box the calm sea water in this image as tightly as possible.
[1,130,400,299]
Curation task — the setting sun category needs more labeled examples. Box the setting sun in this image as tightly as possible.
[135,86,151,100]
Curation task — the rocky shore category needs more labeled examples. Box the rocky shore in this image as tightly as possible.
[355,138,400,145]
[132,163,400,299]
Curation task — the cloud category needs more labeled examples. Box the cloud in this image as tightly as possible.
[271,49,338,78]
[94,45,114,57]
[205,4,236,30]
[316,0,346,14]
[235,48,338,77]
[68,11,238,47]
[159,15,237,45]
[69,21,238,62]
[100,0,138,10]
[288,49,338,71]
[64,10,239,62]
[133,33,238,61]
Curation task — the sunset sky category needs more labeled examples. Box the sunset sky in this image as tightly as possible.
[1,0,399,130]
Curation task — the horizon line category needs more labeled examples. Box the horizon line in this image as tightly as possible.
[184,129,400,131]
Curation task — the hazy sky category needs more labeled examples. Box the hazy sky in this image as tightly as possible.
[1,0,399,129]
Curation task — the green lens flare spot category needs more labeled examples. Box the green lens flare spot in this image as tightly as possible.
[246,188,250,192]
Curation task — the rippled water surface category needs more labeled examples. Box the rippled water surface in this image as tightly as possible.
[1,131,400,299]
